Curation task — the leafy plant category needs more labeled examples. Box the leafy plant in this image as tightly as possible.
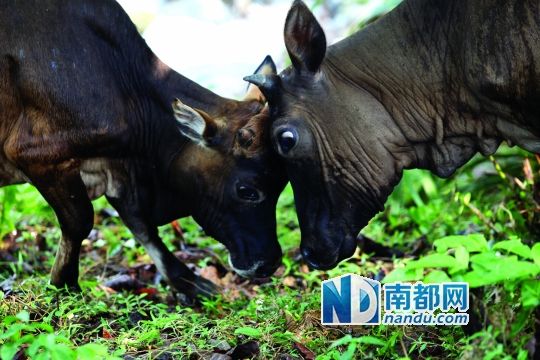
[0,310,120,360]
[384,234,540,288]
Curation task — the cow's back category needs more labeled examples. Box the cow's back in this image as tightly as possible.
[456,0,540,133]
[0,0,153,157]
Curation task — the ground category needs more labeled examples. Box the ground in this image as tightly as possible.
[0,146,539,359]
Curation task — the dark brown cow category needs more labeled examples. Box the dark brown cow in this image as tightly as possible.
[0,0,286,299]
[247,0,540,269]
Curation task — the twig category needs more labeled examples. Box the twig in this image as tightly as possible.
[399,333,409,358]
[465,202,500,234]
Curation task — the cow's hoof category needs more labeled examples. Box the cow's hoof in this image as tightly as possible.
[193,275,219,298]
[170,275,219,304]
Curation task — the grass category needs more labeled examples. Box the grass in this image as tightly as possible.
[0,146,539,359]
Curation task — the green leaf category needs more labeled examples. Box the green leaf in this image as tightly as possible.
[234,327,262,338]
[520,280,540,308]
[382,267,423,283]
[330,335,353,349]
[421,175,437,198]
[423,270,452,283]
[49,343,75,360]
[492,240,531,258]
[531,243,540,268]
[15,311,30,323]
[406,254,458,270]
[340,343,356,360]
[450,246,469,273]
[76,344,111,360]
[1,344,20,360]
[1,315,20,327]
[470,252,503,271]
[511,308,534,338]
[433,234,488,253]
[461,270,504,288]
[463,259,539,287]
[353,336,386,346]
[0,323,26,340]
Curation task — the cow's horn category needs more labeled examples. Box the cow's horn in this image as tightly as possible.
[243,74,281,103]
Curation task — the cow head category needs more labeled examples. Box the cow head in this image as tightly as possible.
[245,1,410,270]
[170,57,287,278]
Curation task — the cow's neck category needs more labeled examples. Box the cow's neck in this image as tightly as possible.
[324,1,540,177]
[150,57,229,115]
[143,57,222,170]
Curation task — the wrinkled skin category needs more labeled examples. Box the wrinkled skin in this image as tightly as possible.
[247,0,540,269]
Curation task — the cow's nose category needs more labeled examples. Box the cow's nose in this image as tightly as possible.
[229,255,281,279]
[301,246,340,270]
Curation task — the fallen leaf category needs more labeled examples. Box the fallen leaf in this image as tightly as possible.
[102,328,114,339]
[274,265,286,277]
[293,342,315,360]
[104,274,143,292]
[209,339,232,353]
[227,340,260,359]
[210,354,232,360]
[200,265,221,285]
[523,158,534,183]
[135,287,158,298]
[283,276,297,288]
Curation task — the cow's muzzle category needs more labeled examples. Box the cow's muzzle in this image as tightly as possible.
[228,255,282,279]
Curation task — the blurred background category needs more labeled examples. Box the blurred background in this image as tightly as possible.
[116,0,400,97]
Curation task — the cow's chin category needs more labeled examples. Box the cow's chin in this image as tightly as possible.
[297,206,373,271]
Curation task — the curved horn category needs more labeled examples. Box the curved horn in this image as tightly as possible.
[243,73,281,103]
[254,55,277,76]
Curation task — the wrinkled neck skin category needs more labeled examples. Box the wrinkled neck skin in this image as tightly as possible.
[323,0,540,185]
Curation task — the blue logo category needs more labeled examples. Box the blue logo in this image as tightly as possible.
[321,274,381,325]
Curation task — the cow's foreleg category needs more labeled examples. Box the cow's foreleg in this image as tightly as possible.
[106,195,217,301]
[23,162,94,289]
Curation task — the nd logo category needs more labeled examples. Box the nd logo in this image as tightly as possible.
[321,274,381,325]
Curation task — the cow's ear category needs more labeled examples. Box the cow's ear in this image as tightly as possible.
[284,0,326,74]
[173,99,217,145]
[245,55,277,103]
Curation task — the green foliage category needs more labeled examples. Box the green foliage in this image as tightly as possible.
[2,146,539,358]
[385,234,539,288]
[0,310,120,360]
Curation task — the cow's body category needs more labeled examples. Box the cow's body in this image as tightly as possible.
[248,0,540,269]
[326,0,540,175]
[1,0,285,298]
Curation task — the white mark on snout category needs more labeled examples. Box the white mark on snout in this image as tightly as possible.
[228,255,264,278]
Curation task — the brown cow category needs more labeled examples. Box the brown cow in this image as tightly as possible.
[0,0,286,299]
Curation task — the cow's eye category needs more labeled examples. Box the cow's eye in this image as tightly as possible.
[236,183,261,202]
[277,128,298,154]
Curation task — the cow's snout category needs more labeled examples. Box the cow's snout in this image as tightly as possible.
[301,246,341,270]
[300,231,357,270]
[228,254,282,279]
